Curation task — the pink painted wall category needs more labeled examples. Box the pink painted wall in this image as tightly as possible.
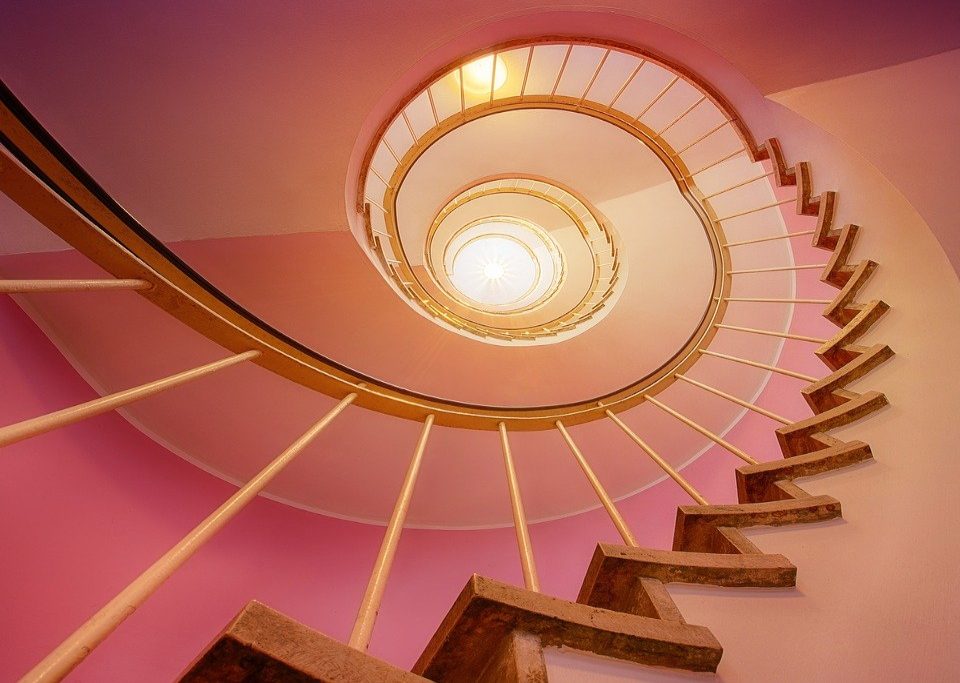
[769,49,960,277]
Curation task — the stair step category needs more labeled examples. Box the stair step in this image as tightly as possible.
[413,574,722,681]
[179,601,426,683]
[674,496,841,553]
[579,544,796,615]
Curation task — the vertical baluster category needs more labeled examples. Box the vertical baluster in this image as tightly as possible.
[698,349,818,382]
[349,414,435,651]
[714,323,827,344]
[556,420,637,546]
[20,393,358,683]
[498,422,540,592]
[675,374,792,425]
[0,351,260,448]
[605,410,709,505]
[643,395,757,465]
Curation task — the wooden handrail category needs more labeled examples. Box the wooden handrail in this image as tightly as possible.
[0,58,827,435]
[0,58,770,430]
[0,278,149,293]
[0,116,725,430]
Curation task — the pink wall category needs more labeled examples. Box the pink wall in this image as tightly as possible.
[770,48,960,276]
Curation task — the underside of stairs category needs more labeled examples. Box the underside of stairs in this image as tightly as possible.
[179,138,893,682]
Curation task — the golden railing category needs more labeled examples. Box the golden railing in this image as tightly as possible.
[0,40,808,430]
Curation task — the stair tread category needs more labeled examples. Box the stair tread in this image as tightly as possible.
[179,601,426,683]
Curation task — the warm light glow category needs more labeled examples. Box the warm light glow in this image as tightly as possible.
[450,232,538,307]
[483,262,505,280]
[461,55,508,94]
[444,216,564,313]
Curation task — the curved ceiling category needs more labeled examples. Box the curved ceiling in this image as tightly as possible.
[387,105,714,371]
[0,7,849,526]
[387,110,636,344]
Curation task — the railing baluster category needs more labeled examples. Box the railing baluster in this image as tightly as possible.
[714,323,827,344]
[722,230,815,247]
[0,351,260,448]
[550,45,574,97]
[686,148,747,177]
[715,198,795,222]
[607,59,644,110]
[349,414,434,651]
[633,75,678,122]
[498,422,540,592]
[577,49,609,105]
[673,119,731,156]
[722,297,831,304]
[0,279,149,293]
[556,420,637,547]
[20,393,358,683]
[729,264,827,275]
[657,95,705,135]
[699,349,818,382]
[702,171,774,199]
[488,52,499,103]
[519,46,534,98]
[643,395,758,465]
[605,410,709,505]
[675,374,792,425]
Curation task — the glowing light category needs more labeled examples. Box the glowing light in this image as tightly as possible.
[450,233,537,307]
[461,55,508,94]
[483,261,505,280]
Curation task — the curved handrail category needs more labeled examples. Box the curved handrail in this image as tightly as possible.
[0,61,789,429]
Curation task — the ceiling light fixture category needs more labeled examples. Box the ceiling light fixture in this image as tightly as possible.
[449,232,538,307]
[461,54,508,94]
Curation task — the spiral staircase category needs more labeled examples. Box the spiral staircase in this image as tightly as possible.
[0,35,894,683]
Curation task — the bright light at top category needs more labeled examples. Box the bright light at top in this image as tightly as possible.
[483,261,505,280]
[461,55,508,94]
[450,232,537,307]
